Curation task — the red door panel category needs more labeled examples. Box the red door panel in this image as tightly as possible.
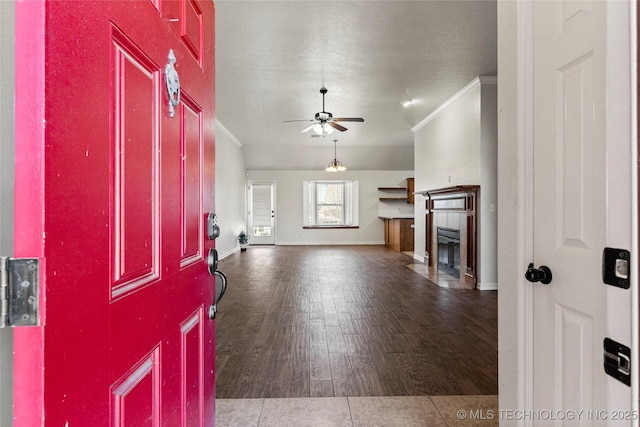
[180,309,205,427]
[180,95,204,266]
[181,0,204,65]
[13,1,216,426]
[111,348,161,427]
[112,28,160,296]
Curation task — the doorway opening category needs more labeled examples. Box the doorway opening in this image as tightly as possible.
[248,181,275,245]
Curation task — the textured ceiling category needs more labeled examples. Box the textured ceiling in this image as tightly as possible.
[215,0,497,170]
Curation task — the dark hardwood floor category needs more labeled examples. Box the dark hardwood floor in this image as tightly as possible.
[215,245,497,399]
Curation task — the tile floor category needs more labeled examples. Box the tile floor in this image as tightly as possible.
[406,264,468,289]
[216,395,498,427]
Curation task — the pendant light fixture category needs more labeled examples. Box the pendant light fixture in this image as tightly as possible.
[325,139,346,172]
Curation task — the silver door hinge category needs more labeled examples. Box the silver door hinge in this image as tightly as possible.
[0,257,40,328]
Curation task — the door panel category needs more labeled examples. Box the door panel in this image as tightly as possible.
[112,29,161,296]
[180,309,205,427]
[13,1,215,426]
[181,0,204,65]
[180,95,204,266]
[111,348,161,427]
[532,0,606,412]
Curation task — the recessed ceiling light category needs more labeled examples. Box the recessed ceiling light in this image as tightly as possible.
[402,99,415,107]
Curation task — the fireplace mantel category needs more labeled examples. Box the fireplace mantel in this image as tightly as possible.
[416,185,479,289]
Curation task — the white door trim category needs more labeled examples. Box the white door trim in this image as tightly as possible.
[515,0,535,418]
[604,0,638,414]
[630,0,639,411]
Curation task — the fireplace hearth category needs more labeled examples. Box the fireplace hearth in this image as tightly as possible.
[437,227,460,278]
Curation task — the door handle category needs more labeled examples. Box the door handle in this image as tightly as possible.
[208,271,227,320]
[524,263,552,284]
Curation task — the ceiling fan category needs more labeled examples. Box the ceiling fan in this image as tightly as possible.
[283,87,364,135]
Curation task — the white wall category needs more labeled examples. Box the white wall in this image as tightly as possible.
[479,83,498,290]
[412,77,497,289]
[214,120,247,259]
[247,170,414,245]
[0,1,14,425]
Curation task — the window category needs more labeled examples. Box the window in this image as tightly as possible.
[303,180,358,227]
[316,182,344,225]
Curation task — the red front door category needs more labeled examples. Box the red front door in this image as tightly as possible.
[13,1,216,425]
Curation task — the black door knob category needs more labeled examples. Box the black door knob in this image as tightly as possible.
[525,263,552,284]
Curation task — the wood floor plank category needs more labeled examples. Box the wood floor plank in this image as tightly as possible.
[215,245,497,398]
[310,352,332,381]
[310,380,335,397]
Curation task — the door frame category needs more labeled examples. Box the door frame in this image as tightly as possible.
[498,0,638,418]
[0,1,14,425]
[247,180,276,245]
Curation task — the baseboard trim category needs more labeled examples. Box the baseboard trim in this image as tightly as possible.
[218,247,240,260]
[413,254,425,263]
[477,282,498,291]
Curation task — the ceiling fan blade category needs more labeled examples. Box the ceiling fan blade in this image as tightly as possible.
[332,117,364,122]
[283,119,314,123]
[300,124,316,133]
[328,122,347,132]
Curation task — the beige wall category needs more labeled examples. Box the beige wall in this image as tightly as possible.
[412,77,498,289]
[247,170,414,245]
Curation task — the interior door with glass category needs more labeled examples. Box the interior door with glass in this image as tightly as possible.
[249,181,275,245]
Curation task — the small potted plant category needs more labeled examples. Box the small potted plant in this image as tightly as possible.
[238,230,249,251]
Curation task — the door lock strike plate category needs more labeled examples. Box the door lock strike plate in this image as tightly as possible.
[604,338,631,386]
[602,247,630,289]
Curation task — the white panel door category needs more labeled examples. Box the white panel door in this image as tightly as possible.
[530,0,633,418]
[249,181,275,245]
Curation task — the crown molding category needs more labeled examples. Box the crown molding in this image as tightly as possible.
[412,75,497,133]
[215,118,243,147]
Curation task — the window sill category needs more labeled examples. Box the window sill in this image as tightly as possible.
[303,226,360,229]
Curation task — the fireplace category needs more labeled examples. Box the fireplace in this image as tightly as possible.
[437,227,460,278]
[416,185,478,289]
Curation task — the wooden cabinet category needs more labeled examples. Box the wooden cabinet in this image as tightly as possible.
[383,218,414,252]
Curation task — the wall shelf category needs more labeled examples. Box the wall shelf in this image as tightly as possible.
[378,178,415,204]
[379,197,409,202]
[377,187,406,191]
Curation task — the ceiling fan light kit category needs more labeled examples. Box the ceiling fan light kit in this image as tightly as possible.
[315,123,335,135]
[284,87,364,135]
